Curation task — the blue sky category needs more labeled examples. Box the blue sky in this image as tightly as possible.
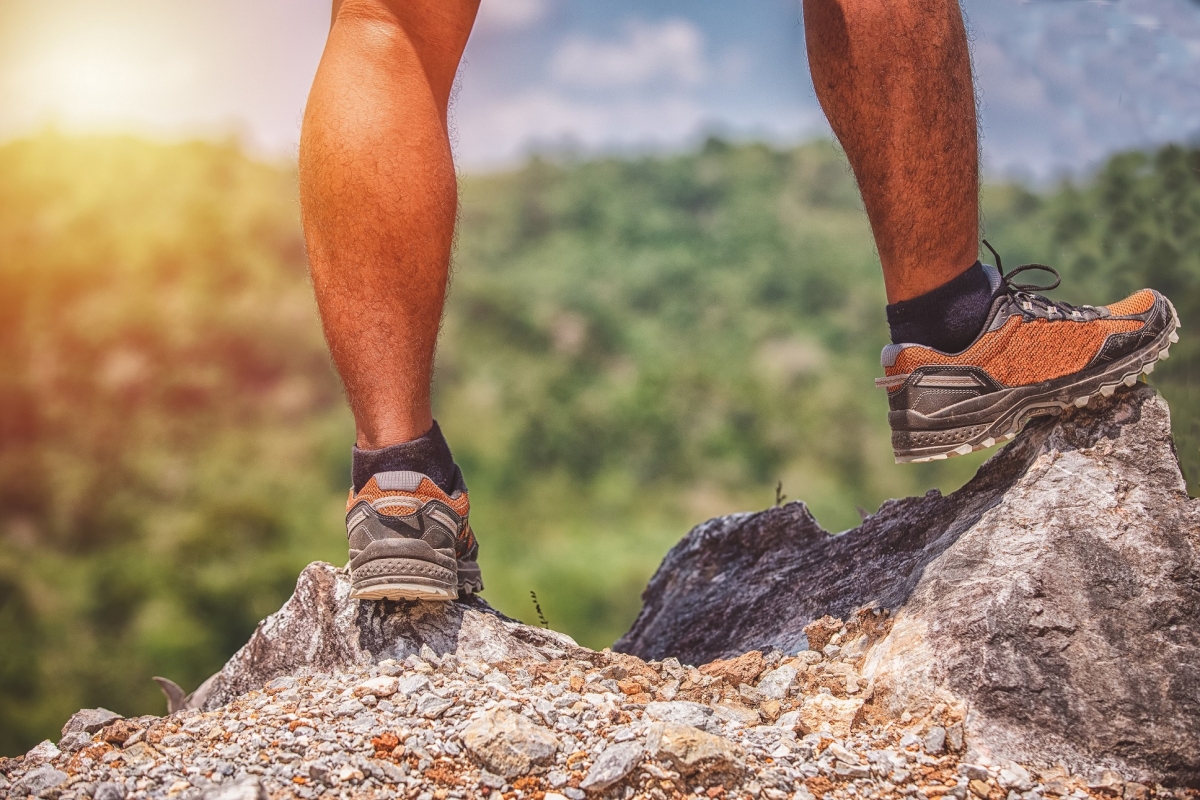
[1,0,1198,178]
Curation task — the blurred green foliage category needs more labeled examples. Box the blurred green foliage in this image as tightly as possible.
[0,134,1195,754]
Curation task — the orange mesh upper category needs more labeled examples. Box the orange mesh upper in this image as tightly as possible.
[886,315,1143,388]
[1105,290,1155,317]
[347,476,470,517]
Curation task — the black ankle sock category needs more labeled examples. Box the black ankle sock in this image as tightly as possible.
[352,421,459,493]
[886,261,994,353]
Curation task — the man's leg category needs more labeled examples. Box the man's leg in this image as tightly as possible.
[300,0,483,601]
[808,0,1181,465]
[300,0,478,453]
[803,0,979,305]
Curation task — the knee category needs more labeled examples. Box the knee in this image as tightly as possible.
[335,0,479,43]
[332,0,479,92]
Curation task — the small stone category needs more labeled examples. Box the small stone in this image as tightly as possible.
[1000,765,1034,792]
[970,780,992,798]
[416,693,453,719]
[802,616,844,651]
[265,675,296,692]
[760,700,782,722]
[20,766,69,794]
[484,672,512,691]
[61,709,123,738]
[24,739,62,766]
[419,644,439,663]
[120,742,157,767]
[461,709,561,778]
[699,651,766,685]
[821,644,841,659]
[826,742,860,764]
[651,722,745,778]
[1123,783,1150,800]
[353,676,399,698]
[774,710,801,730]
[479,771,506,789]
[335,699,366,717]
[797,694,863,737]
[961,765,990,782]
[58,732,92,753]
[756,666,798,700]
[201,777,268,800]
[924,726,947,755]
[645,701,716,731]
[546,793,569,800]
[94,782,126,800]
[399,674,433,695]
[946,722,965,752]
[100,720,141,746]
[711,701,760,727]
[580,741,644,791]
[564,789,586,800]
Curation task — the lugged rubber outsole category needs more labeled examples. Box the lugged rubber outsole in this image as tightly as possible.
[350,582,457,602]
[893,301,1181,463]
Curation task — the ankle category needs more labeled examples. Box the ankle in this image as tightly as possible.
[886,260,994,353]
[352,420,461,494]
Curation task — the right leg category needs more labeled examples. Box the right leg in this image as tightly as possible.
[300,0,478,452]
[300,0,483,601]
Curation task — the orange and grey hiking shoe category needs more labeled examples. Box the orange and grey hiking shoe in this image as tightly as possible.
[345,469,482,601]
[877,250,1180,463]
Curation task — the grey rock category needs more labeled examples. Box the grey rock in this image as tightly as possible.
[644,701,715,731]
[334,699,365,717]
[190,562,583,710]
[20,767,68,794]
[564,789,586,800]
[61,709,122,738]
[200,777,267,800]
[756,665,798,700]
[24,740,61,766]
[580,741,644,791]
[924,726,947,756]
[398,674,432,696]
[415,693,453,719]
[961,765,990,782]
[57,732,93,753]
[461,708,560,778]
[617,387,1200,784]
[479,771,505,789]
[93,782,126,800]
[650,722,744,779]
[999,764,1034,792]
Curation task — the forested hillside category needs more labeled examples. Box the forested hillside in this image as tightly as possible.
[0,134,1195,753]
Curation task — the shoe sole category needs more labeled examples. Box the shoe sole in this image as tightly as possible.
[892,300,1181,463]
[349,556,484,602]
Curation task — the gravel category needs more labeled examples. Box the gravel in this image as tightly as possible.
[1,638,1184,800]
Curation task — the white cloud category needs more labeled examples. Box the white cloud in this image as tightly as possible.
[474,0,553,34]
[550,18,708,89]
[454,87,709,166]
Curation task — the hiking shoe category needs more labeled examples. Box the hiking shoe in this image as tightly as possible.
[345,469,482,601]
[877,251,1180,463]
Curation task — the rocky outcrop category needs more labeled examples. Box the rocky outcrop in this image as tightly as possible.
[4,385,1197,800]
[190,562,586,711]
[617,386,1200,785]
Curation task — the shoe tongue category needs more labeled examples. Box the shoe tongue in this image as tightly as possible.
[374,471,431,492]
[982,263,1002,293]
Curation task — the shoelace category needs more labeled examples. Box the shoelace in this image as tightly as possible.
[983,240,1093,322]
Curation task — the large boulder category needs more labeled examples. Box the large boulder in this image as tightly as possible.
[191,562,586,711]
[617,385,1200,785]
